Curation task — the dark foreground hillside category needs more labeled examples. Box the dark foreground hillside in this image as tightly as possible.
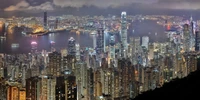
[133,70,200,100]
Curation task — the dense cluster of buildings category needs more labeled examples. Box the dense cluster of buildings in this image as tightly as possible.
[0,12,200,100]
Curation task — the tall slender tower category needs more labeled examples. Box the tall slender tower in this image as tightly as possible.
[183,24,190,52]
[109,33,115,62]
[96,28,104,62]
[120,12,128,58]
[44,11,47,29]
[75,44,80,61]
[68,37,76,56]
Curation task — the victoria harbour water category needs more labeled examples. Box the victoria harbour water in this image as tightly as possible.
[0,20,165,54]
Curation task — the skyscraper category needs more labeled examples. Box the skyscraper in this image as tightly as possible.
[44,12,47,29]
[96,28,104,61]
[142,36,149,50]
[120,12,128,58]
[47,52,62,76]
[68,37,76,56]
[0,21,5,36]
[76,44,80,61]
[109,33,116,64]
[195,31,200,51]
[183,24,190,52]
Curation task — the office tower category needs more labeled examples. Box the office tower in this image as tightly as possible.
[109,33,115,64]
[68,37,76,56]
[42,50,48,65]
[120,12,128,58]
[195,31,200,51]
[142,36,149,50]
[50,41,55,52]
[61,49,68,57]
[103,21,107,52]
[75,44,80,61]
[183,24,190,52]
[93,33,97,49]
[130,37,141,65]
[47,52,61,76]
[44,11,47,29]
[96,28,105,62]
[55,18,59,29]
[7,86,19,100]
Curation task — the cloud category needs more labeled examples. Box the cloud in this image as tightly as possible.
[52,0,158,8]
[156,0,200,10]
[4,0,54,11]
[52,0,200,10]
[4,1,29,11]
[3,0,200,12]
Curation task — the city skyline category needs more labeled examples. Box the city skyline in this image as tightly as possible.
[1,0,200,18]
[0,1,200,99]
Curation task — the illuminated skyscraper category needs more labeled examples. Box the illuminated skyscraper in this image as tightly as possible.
[183,24,191,52]
[68,37,76,56]
[31,41,38,52]
[56,74,77,100]
[120,12,128,58]
[7,86,19,100]
[75,62,88,100]
[47,52,61,76]
[26,77,39,100]
[76,44,80,61]
[93,34,97,49]
[109,33,115,61]
[96,28,105,61]
[130,37,140,65]
[142,36,149,50]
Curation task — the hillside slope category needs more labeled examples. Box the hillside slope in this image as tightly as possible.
[133,70,200,100]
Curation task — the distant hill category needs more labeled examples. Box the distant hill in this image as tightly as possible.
[133,70,200,100]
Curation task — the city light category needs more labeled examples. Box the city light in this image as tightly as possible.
[31,41,37,45]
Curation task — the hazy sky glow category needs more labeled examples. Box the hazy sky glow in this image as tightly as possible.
[2,0,200,12]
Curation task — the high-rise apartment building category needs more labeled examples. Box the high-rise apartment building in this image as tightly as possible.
[47,52,62,76]
[7,86,19,100]
[56,72,77,100]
